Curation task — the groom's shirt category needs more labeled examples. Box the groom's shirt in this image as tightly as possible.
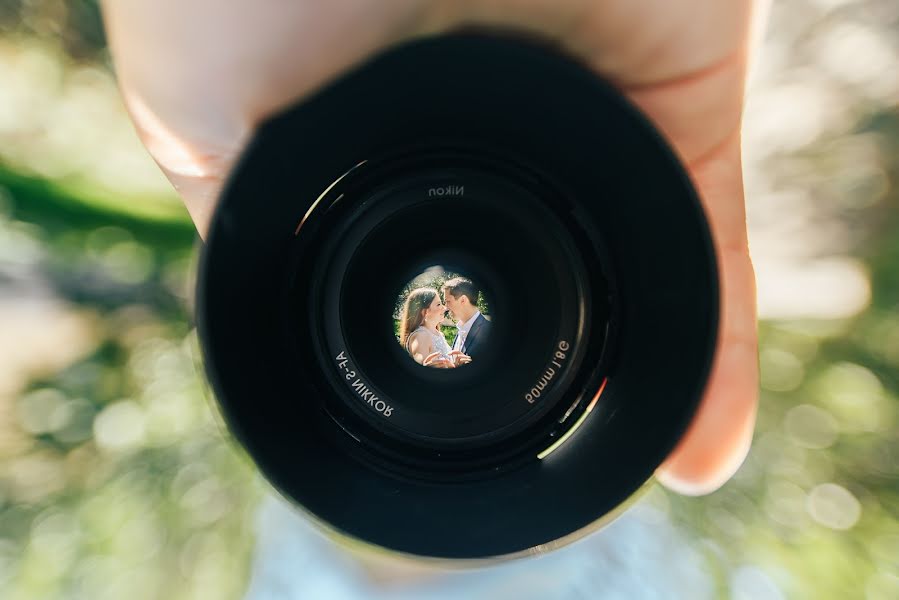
[453,310,481,352]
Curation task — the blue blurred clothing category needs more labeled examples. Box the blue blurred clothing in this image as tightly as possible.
[243,492,712,600]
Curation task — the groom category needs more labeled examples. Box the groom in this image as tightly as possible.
[441,277,491,362]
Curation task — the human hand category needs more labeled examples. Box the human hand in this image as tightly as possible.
[422,352,454,368]
[102,0,762,496]
[448,350,472,366]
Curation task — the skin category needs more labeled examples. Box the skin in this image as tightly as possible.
[443,289,478,325]
[441,290,477,366]
[426,294,472,367]
[424,294,447,330]
[101,0,763,580]
[409,294,457,368]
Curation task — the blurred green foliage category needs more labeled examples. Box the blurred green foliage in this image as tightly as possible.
[0,0,105,61]
[664,118,899,599]
[0,164,262,600]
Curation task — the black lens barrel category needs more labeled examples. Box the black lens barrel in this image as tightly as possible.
[197,33,717,559]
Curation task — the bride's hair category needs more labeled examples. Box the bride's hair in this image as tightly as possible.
[399,287,437,349]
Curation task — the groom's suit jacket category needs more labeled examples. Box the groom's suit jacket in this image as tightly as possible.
[453,313,491,360]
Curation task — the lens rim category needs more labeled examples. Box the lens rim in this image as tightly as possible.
[197,32,718,559]
[301,159,602,453]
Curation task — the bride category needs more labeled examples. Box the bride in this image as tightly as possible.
[399,288,470,368]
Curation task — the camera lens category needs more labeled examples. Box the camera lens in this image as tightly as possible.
[198,33,717,560]
[292,150,611,474]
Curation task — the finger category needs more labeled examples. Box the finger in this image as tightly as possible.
[442,0,751,86]
[655,134,758,495]
[101,0,433,237]
[422,351,442,365]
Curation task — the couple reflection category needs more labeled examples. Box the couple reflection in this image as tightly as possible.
[398,277,491,369]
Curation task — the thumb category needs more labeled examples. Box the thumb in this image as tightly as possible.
[101,0,434,237]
